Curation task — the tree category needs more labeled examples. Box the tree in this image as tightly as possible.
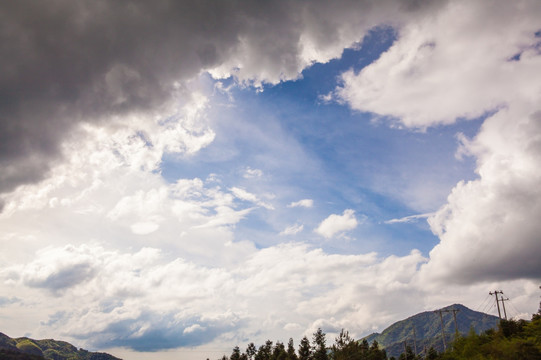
[255,341,273,360]
[333,329,353,351]
[426,347,438,360]
[312,328,328,360]
[298,336,311,360]
[272,341,287,360]
[247,343,257,360]
[369,340,386,360]
[231,346,242,360]
[286,338,298,360]
[398,345,414,360]
[331,329,357,360]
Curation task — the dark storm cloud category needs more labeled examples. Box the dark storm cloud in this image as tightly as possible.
[0,0,440,195]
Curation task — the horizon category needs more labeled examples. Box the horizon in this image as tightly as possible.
[1,1,540,360]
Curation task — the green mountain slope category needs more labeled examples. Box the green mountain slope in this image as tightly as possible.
[0,332,121,360]
[363,304,500,358]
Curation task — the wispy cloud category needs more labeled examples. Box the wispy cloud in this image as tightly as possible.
[230,187,274,210]
[243,167,263,179]
[287,199,314,208]
[279,223,304,236]
[385,213,434,224]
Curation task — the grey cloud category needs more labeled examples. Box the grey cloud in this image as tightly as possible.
[0,0,440,194]
[0,296,21,306]
[24,262,96,292]
[76,311,244,351]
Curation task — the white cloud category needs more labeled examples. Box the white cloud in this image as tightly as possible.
[230,187,274,210]
[421,105,541,283]
[243,167,263,179]
[385,213,433,224]
[279,223,304,236]
[334,0,541,284]
[315,209,358,238]
[335,0,541,129]
[287,199,314,208]
[0,92,257,268]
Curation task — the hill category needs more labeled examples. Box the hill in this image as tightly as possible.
[0,332,121,360]
[363,304,500,358]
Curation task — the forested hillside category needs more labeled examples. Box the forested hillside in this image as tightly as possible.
[218,305,541,360]
[363,304,499,357]
[0,332,121,360]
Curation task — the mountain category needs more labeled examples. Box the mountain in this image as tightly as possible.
[0,332,121,360]
[362,304,500,358]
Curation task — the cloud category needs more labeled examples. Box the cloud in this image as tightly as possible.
[18,245,98,294]
[385,213,433,224]
[421,106,541,283]
[1,242,539,354]
[279,223,304,236]
[333,0,541,284]
[0,296,20,306]
[335,0,541,128]
[315,209,358,238]
[287,199,314,208]
[243,167,263,179]
[0,0,438,194]
[230,187,274,210]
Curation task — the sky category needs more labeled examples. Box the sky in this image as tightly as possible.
[0,1,540,359]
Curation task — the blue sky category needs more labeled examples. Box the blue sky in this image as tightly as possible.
[1,2,540,360]
[162,29,482,257]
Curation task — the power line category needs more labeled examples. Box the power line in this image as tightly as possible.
[476,293,492,312]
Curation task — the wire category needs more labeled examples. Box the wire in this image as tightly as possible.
[507,299,523,318]
[475,293,492,312]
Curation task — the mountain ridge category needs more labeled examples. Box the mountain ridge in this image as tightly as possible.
[0,332,121,360]
[362,303,500,358]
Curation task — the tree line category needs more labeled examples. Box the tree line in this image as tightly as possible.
[217,328,387,360]
[216,309,541,360]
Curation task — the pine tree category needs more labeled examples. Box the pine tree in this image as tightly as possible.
[247,343,257,360]
[272,341,287,360]
[287,338,298,360]
[231,346,241,360]
[298,336,311,360]
[312,328,328,360]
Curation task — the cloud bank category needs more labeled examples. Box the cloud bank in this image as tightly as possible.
[1,1,540,358]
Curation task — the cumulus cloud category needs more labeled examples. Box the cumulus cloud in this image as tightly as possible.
[334,0,541,284]
[287,199,314,208]
[18,245,98,294]
[315,209,358,238]
[0,243,421,351]
[421,106,541,283]
[335,0,541,128]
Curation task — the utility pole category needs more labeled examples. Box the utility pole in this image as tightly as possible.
[434,307,460,351]
[434,310,446,351]
[404,340,408,360]
[489,291,503,320]
[500,295,509,320]
[412,326,417,356]
[451,308,460,335]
